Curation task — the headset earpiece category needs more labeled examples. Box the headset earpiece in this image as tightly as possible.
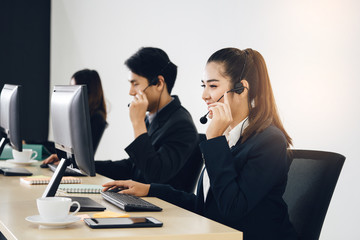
[149,76,159,86]
[228,82,245,94]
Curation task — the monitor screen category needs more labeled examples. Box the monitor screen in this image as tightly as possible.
[0,84,22,153]
[51,85,95,176]
[43,85,95,197]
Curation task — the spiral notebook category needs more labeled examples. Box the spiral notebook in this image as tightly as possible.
[20,175,81,185]
[58,184,103,194]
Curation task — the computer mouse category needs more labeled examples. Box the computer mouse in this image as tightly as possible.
[40,163,49,168]
[106,187,124,193]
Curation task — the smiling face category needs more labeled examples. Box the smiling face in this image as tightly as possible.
[201,61,232,108]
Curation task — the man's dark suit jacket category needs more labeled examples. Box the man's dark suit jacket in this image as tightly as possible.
[149,125,298,240]
[95,95,201,193]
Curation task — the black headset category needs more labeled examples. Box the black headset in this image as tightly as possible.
[228,82,246,94]
[227,50,248,94]
[200,50,248,124]
[148,61,171,86]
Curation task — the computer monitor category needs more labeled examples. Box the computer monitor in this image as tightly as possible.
[0,84,22,154]
[42,85,95,197]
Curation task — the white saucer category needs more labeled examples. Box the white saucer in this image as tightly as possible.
[25,215,81,228]
[6,159,38,165]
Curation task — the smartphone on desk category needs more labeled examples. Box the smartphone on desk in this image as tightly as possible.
[84,217,163,229]
[0,167,32,176]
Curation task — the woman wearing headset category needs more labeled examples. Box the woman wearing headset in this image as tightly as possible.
[103,48,297,240]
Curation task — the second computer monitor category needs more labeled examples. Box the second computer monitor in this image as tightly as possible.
[51,85,95,176]
[43,85,95,198]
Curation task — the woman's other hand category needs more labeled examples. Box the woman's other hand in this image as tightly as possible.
[42,154,60,165]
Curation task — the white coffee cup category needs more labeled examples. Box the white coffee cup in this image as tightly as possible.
[36,197,81,222]
[12,149,38,162]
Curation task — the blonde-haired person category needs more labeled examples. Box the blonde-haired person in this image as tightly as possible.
[103,48,297,240]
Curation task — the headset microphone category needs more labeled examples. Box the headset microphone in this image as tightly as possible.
[199,114,209,124]
[199,84,245,124]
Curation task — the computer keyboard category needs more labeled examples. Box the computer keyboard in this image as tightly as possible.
[101,191,162,212]
[48,163,86,176]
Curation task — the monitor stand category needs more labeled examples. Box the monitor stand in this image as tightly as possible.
[42,157,69,198]
[42,157,106,212]
[0,137,9,156]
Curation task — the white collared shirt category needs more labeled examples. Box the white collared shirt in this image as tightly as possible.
[225,117,249,148]
[202,117,249,202]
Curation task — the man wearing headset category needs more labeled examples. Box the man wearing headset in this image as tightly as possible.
[95,47,200,193]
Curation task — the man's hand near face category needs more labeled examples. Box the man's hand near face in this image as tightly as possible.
[129,90,148,138]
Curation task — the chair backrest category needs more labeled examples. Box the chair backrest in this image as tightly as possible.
[169,133,206,193]
[283,149,345,240]
[187,133,206,193]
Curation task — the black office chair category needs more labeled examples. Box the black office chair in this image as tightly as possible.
[185,133,206,192]
[168,133,206,193]
[283,149,345,240]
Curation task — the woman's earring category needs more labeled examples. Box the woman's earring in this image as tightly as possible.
[251,99,255,108]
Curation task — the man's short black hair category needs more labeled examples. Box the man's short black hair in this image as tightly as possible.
[125,47,177,94]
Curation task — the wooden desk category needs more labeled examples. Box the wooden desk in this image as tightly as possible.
[0,161,242,240]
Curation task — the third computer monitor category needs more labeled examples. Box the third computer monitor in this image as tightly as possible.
[0,84,22,154]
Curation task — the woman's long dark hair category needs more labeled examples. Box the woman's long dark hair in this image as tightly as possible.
[72,69,107,120]
[207,48,292,147]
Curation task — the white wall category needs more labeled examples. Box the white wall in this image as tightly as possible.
[51,0,360,239]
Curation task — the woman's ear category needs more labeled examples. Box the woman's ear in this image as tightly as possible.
[241,79,249,91]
